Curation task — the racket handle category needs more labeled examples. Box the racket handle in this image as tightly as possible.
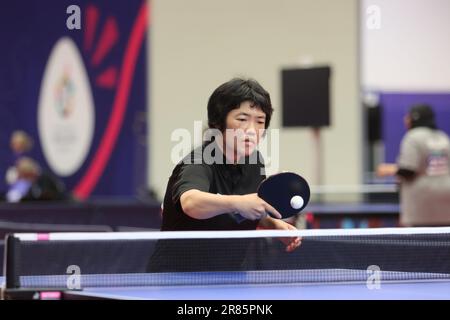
[231,212,246,224]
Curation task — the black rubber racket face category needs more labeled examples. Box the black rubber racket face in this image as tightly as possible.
[257,172,310,218]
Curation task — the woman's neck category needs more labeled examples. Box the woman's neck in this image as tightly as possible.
[216,139,240,164]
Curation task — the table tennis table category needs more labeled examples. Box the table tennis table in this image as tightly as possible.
[3,272,450,300]
[3,228,450,300]
[4,268,449,300]
[58,270,450,300]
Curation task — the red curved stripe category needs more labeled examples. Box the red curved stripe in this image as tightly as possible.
[91,16,119,67]
[73,2,149,199]
[96,66,117,89]
[84,5,99,52]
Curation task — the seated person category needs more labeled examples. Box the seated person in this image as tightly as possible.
[5,130,34,186]
[6,157,40,203]
[6,157,67,203]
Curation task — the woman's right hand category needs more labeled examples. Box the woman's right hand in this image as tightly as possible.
[232,193,282,220]
[376,163,398,177]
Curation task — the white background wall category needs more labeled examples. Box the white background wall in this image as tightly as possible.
[148,0,360,199]
[362,0,450,91]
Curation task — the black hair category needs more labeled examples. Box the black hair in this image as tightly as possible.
[409,104,437,130]
[207,78,273,131]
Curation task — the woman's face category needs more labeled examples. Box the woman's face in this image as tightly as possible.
[223,101,266,160]
[11,135,28,154]
[404,114,412,130]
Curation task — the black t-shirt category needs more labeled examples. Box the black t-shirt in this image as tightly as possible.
[148,141,266,272]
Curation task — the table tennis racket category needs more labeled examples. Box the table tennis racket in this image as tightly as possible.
[257,172,310,219]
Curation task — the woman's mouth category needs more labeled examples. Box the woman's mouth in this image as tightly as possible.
[243,139,255,147]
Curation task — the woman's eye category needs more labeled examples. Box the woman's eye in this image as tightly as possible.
[237,118,247,122]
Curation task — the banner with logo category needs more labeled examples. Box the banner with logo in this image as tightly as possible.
[0,0,148,198]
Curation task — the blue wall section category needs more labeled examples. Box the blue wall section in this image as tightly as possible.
[0,1,148,197]
[380,93,450,163]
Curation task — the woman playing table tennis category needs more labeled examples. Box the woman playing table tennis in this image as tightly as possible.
[148,79,300,272]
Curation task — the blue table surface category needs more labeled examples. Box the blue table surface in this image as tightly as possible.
[3,268,450,300]
[67,280,450,300]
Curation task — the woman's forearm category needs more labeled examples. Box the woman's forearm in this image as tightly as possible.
[180,189,239,219]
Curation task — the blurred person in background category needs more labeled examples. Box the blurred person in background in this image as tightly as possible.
[6,157,68,203]
[6,157,41,202]
[5,130,34,186]
[377,104,450,227]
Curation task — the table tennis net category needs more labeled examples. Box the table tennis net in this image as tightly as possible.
[4,228,450,289]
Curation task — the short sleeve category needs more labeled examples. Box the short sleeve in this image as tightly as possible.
[397,134,421,171]
[171,164,213,203]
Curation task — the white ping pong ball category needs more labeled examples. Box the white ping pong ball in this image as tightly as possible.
[290,195,304,210]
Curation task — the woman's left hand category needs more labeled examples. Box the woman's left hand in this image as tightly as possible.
[259,217,301,252]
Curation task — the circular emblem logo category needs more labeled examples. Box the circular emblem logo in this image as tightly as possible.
[38,37,95,176]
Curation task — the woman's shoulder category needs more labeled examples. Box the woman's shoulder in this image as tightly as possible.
[407,127,449,137]
[403,128,450,150]
[404,127,434,140]
[172,144,216,175]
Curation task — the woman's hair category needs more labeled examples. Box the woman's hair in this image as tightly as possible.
[409,104,437,130]
[207,78,273,131]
